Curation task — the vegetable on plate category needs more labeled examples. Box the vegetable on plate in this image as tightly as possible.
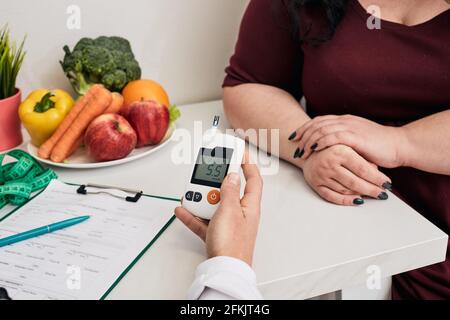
[104,92,124,114]
[18,89,74,147]
[38,84,113,163]
[60,36,141,96]
[50,85,112,163]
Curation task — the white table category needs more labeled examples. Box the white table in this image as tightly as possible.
[11,100,449,299]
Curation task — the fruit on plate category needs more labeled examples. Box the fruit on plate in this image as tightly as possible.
[84,113,137,161]
[121,79,170,117]
[18,89,74,147]
[126,100,173,147]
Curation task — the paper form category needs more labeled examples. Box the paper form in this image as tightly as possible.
[0,180,178,300]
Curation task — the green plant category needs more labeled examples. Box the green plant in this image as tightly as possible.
[0,25,26,100]
[61,36,141,96]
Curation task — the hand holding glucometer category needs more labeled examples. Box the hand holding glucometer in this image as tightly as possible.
[176,152,263,266]
[182,116,245,220]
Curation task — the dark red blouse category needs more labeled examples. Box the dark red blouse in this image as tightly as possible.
[224,0,450,299]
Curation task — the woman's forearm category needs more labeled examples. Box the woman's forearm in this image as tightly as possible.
[397,109,450,175]
[223,84,310,168]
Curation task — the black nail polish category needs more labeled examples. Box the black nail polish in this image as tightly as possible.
[288,131,297,141]
[378,192,389,200]
[296,149,305,158]
[294,148,305,158]
[311,143,318,150]
[382,182,393,191]
[353,198,364,205]
[298,149,305,158]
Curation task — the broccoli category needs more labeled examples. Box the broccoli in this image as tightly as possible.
[60,36,141,96]
[101,70,127,92]
[73,37,95,52]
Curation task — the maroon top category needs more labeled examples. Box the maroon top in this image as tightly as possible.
[224,0,450,299]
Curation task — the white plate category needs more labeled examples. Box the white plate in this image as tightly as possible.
[27,125,176,169]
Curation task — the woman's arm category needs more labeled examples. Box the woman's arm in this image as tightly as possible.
[223,84,309,167]
[293,109,450,175]
[398,109,450,175]
[224,85,392,205]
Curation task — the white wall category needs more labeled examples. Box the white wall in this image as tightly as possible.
[1,0,248,105]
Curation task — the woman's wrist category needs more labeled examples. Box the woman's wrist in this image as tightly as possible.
[392,125,412,168]
[294,158,306,170]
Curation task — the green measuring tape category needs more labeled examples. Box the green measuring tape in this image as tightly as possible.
[0,150,57,209]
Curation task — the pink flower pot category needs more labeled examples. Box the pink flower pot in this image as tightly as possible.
[0,89,23,152]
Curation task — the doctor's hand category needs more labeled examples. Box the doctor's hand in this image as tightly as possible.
[175,161,263,267]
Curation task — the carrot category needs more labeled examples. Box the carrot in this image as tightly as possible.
[104,92,124,114]
[50,86,112,163]
[67,134,84,158]
[38,84,103,159]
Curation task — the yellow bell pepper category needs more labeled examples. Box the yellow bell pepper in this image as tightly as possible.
[19,89,74,147]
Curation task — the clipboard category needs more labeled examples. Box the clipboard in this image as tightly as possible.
[0,180,180,300]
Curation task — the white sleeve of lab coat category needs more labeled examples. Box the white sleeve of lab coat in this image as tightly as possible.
[187,256,263,300]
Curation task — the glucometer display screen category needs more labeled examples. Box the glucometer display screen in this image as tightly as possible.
[191,147,234,188]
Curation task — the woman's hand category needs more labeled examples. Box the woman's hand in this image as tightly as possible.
[290,115,406,168]
[301,145,392,205]
[175,160,263,267]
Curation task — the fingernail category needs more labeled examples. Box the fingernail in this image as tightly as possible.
[294,148,304,158]
[288,131,297,141]
[298,149,305,158]
[227,173,240,186]
[353,198,364,205]
[378,192,389,200]
[382,182,392,191]
[311,143,318,150]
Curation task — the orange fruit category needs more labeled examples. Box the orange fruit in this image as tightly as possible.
[122,80,170,108]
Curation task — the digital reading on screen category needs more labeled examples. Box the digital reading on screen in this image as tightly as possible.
[191,147,234,188]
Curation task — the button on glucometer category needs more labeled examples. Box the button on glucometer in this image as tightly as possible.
[207,190,220,205]
[185,191,194,201]
[193,192,202,202]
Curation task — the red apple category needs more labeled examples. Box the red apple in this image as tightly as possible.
[119,103,132,119]
[85,114,137,161]
[126,100,169,147]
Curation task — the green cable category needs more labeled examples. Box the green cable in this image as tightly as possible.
[0,150,57,209]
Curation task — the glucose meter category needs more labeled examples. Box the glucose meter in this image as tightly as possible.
[182,116,245,220]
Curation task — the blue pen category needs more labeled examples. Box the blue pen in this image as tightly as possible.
[0,216,90,247]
